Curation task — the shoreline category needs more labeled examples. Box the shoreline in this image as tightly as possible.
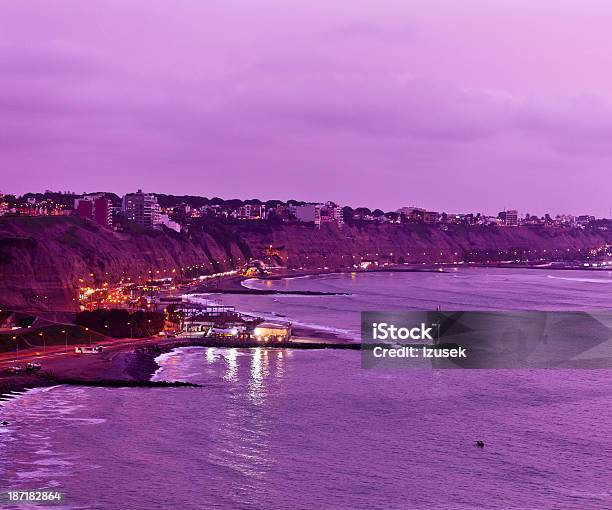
[191,261,612,296]
[0,324,358,399]
[2,262,610,400]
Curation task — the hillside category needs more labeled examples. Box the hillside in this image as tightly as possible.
[0,216,609,311]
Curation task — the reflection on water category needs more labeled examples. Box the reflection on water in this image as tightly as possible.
[248,348,264,405]
[5,268,612,509]
[2,347,612,510]
[223,348,238,382]
[203,347,285,405]
[275,350,284,379]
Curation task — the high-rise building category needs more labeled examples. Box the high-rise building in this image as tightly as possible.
[74,195,112,228]
[320,202,343,227]
[291,202,343,228]
[121,190,159,228]
[293,204,321,226]
[0,192,7,217]
[504,210,518,226]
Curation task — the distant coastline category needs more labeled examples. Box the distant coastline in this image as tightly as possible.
[1,215,611,312]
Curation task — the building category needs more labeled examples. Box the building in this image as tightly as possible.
[253,322,292,343]
[397,206,425,222]
[319,202,343,227]
[505,210,518,226]
[74,195,112,228]
[121,190,159,228]
[576,215,595,226]
[423,211,439,224]
[291,202,343,228]
[359,260,379,270]
[556,214,575,227]
[154,213,181,232]
[293,204,321,225]
[237,204,266,220]
[499,210,518,226]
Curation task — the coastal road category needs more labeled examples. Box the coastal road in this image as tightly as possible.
[0,336,164,368]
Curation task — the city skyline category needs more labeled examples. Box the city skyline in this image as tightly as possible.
[3,1,612,216]
[1,187,606,219]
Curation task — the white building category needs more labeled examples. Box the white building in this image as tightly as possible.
[154,213,181,232]
[292,202,343,228]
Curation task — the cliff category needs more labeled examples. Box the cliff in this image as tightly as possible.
[0,216,609,311]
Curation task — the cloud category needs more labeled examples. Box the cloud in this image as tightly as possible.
[0,43,107,78]
[323,22,415,43]
[1,23,612,215]
[3,39,612,160]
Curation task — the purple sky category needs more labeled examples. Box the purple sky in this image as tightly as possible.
[2,0,612,216]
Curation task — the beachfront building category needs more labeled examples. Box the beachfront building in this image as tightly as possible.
[181,304,245,334]
[253,322,292,342]
[359,260,379,270]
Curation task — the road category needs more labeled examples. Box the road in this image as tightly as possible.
[0,336,165,368]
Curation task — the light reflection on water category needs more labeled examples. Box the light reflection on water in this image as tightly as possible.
[248,348,264,405]
[223,348,238,382]
[1,348,612,510]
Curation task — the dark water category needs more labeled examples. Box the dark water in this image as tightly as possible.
[224,267,612,338]
[1,269,612,509]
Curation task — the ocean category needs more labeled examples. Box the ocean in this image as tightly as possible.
[1,268,611,509]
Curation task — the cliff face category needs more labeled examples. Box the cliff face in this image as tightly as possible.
[0,216,610,311]
[0,217,238,312]
[241,221,610,268]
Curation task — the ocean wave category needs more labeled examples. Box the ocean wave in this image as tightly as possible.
[547,275,612,284]
[240,272,345,289]
[240,278,262,289]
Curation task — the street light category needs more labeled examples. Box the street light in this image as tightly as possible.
[61,329,68,353]
[85,327,92,346]
[39,331,45,353]
[12,335,18,363]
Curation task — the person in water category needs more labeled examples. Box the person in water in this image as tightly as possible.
[475,440,485,448]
